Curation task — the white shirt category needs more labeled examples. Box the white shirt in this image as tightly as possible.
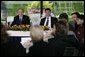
[44,16,51,29]
[19,16,23,21]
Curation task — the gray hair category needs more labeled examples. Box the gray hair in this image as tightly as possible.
[30,26,44,42]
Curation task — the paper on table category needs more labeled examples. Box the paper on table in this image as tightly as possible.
[20,37,33,48]
[20,37,33,53]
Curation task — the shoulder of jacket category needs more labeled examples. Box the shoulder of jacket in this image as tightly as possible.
[14,15,18,18]
[23,15,29,17]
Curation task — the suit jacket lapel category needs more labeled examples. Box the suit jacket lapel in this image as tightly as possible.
[51,17,53,27]
[43,17,46,25]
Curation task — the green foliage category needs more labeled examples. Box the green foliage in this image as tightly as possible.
[6,1,84,16]
[27,1,40,9]
[27,1,54,11]
[7,4,28,16]
[43,1,54,10]
[73,3,84,13]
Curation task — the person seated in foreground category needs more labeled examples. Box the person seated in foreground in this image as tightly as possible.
[1,23,26,56]
[48,22,82,56]
[28,26,54,56]
[58,13,69,31]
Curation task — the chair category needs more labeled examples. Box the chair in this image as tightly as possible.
[63,47,79,56]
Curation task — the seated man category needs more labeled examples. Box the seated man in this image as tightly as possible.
[11,8,30,26]
[10,8,30,42]
[40,8,58,29]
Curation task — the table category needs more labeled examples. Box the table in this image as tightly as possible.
[7,30,32,53]
[7,30,30,37]
[7,30,54,53]
[7,30,54,41]
[7,30,77,53]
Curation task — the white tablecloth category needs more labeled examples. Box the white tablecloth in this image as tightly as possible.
[7,30,54,53]
[7,31,30,37]
[7,30,54,41]
[7,31,32,53]
[7,30,76,53]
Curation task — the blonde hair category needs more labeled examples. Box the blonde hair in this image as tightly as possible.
[30,26,44,42]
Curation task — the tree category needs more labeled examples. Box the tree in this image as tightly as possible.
[27,1,54,11]
[27,1,40,10]
[73,2,84,13]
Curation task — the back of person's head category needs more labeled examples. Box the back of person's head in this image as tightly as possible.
[30,26,44,42]
[59,13,68,21]
[77,14,84,25]
[1,23,9,44]
[58,20,68,27]
[79,14,84,20]
[71,12,80,18]
[53,22,67,37]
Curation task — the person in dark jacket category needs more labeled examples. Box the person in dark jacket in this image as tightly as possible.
[28,26,54,56]
[69,12,80,32]
[1,23,26,56]
[10,8,30,42]
[40,8,58,28]
[48,22,81,56]
[11,8,30,26]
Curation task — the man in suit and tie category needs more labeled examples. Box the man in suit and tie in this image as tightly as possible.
[10,8,30,42]
[40,8,58,29]
[11,8,30,26]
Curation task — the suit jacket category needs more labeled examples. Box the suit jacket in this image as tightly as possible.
[1,41,26,56]
[69,21,78,32]
[28,40,53,56]
[48,36,71,56]
[40,17,58,28]
[48,35,81,56]
[11,15,30,26]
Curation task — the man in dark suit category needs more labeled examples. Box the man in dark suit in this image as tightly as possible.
[11,8,30,26]
[40,8,58,29]
[10,8,30,42]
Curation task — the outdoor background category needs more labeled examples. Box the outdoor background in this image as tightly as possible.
[1,1,84,25]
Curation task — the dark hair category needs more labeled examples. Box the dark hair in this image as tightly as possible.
[54,22,67,36]
[1,23,9,44]
[59,13,68,21]
[79,14,84,20]
[58,20,67,27]
[45,8,51,12]
[71,12,80,18]
[79,14,84,25]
